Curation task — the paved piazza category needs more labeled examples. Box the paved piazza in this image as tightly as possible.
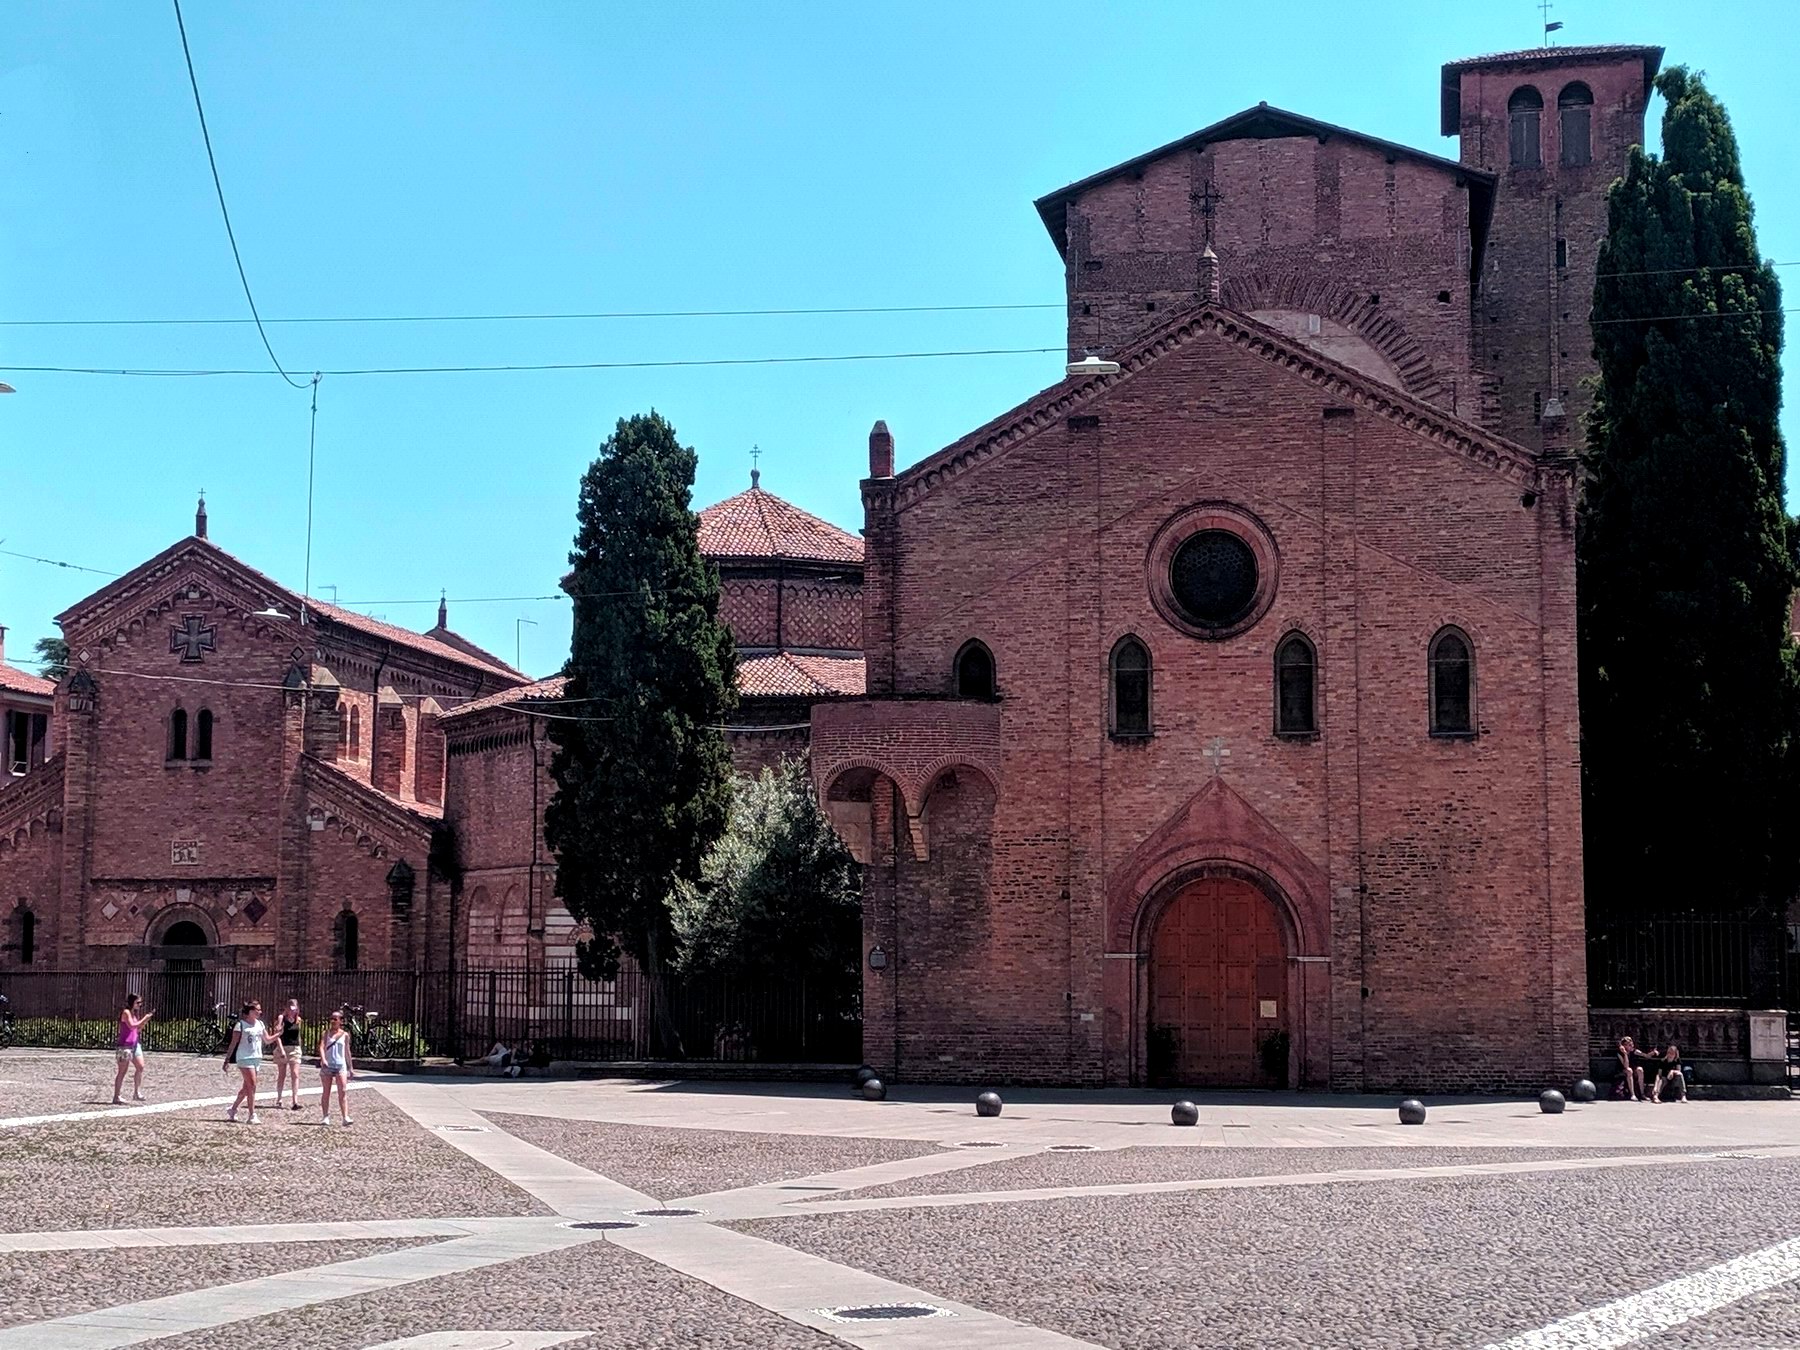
[1,1051,1797,1348]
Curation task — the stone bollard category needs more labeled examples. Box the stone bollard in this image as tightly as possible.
[1171,1100,1199,1127]
[1572,1079,1597,1103]
[861,1078,886,1101]
[853,1065,878,1088]
[1398,1098,1427,1125]
[1539,1089,1566,1115]
[976,1091,1003,1118]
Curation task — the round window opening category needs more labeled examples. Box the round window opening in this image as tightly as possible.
[1169,530,1258,629]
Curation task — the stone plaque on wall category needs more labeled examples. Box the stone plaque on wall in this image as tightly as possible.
[171,839,202,867]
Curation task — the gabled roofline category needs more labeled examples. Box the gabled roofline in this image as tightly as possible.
[56,535,522,683]
[881,299,1545,513]
[1034,102,1496,256]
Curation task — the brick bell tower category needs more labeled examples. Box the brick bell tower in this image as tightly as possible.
[1443,44,1663,449]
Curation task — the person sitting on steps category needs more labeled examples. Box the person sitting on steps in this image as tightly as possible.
[1651,1043,1688,1102]
[1615,1035,1648,1101]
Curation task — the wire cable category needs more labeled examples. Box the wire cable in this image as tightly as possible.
[171,0,307,391]
[0,301,1064,329]
[0,344,1065,380]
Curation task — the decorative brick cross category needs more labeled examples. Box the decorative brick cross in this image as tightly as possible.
[1203,735,1231,777]
[170,614,217,663]
[1192,178,1224,246]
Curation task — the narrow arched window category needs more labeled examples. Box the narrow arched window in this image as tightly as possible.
[167,708,188,761]
[20,909,36,965]
[1558,82,1593,167]
[1508,86,1543,168]
[1429,628,1475,735]
[1275,633,1317,736]
[349,706,362,760]
[955,641,996,699]
[1110,637,1152,737]
[195,709,214,761]
[337,910,360,971]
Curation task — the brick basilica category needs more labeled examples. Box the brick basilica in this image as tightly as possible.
[2,43,1658,1089]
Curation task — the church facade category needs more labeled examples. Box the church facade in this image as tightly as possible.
[813,44,1659,1091]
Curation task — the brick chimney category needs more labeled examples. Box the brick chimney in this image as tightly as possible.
[868,420,894,479]
[0,624,7,665]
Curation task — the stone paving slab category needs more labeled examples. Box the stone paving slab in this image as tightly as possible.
[0,1089,548,1232]
[741,1157,1800,1349]
[482,1108,945,1204]
[156,1237,845,1349]
[0,1237,431,1329]
[803,1144,1730,1202]
[419,1078,1800,1152]
[0,1051,258,1120]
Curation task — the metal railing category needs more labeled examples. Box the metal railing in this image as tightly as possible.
[1587,915,1789,1009]
[0,964,860,1065]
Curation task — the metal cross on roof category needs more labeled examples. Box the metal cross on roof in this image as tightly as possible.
[170,614,217,663]
[1192,178,1224,246]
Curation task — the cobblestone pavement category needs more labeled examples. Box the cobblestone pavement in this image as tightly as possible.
[1,1055,1796,1349]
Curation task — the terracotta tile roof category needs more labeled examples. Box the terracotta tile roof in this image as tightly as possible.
[698,486,863,565]
[307,600,523,681]
[438,675,568,722]
[0,661,56,699]
[737,652,865,699]
[1441,43,1662,71]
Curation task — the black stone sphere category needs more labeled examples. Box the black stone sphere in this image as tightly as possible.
[976,1091,1003,1118]
[1398,1098,1427,1125]
[1171,1100,1199,1127]
[1539,1089,1566,1115]
[853,1065,878,1087]
[861,1078,886,1102]
[1572,1078,1598,1103]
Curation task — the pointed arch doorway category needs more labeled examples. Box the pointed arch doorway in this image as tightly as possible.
[1147,876,1289,1087]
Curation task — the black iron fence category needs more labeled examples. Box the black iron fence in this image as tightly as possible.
[1587,915,1794,1009]
[0,964,860,1065]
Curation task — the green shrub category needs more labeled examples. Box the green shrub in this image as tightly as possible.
[7,1013,428,1057]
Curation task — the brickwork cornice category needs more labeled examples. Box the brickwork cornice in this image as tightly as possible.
[301,757,437,864]
[0,754,65,844]
[889,304,1544,514]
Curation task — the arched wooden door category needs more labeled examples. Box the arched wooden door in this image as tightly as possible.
[1148,877,1289,1087]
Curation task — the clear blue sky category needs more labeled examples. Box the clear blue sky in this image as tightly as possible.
[4,2,1796,677]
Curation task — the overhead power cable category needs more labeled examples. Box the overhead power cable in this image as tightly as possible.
[0,301,1064,329]
[171,0,307,391]
[1,262,1790,329]
[0,344,1066,380]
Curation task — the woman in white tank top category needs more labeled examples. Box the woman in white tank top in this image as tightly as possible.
[318,1009,355,1127]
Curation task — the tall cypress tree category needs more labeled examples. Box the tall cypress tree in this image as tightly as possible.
[1579,67,1797,921]
[545,412,738,1041]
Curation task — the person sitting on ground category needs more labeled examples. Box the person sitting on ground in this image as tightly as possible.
[525,1039,553,1071]
[1615,1035,1647,1101]
[1651,1043,1688,1103]
[473,1041,513,1071]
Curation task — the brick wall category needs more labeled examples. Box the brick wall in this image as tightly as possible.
[842,311,1584,1091]
[1065,136,1476,416]
[1451,51,1654,448]
[719,572,863,653]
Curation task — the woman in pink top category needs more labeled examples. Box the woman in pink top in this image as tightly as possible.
[111,994,155,1104]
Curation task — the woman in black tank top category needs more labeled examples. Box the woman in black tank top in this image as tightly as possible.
[273,998,305,1111]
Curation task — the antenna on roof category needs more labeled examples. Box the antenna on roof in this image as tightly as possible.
[750,444,762,489]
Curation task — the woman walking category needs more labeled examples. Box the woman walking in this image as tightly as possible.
[111,994,155,1104]
[222,1000,278,1124]
[272,998,305,1110]
[318,1009,355,1127]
